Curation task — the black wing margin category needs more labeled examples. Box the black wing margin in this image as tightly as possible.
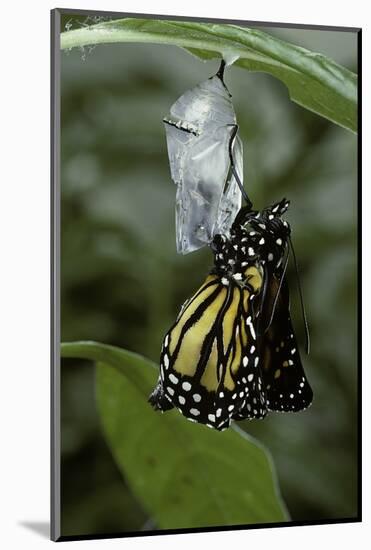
[259,273,313,413]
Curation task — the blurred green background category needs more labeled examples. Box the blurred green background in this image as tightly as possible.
[60,15,358,537]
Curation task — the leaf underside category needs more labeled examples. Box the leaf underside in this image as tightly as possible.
[60,18,357,133]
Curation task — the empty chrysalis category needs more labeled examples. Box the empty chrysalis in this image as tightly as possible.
[163,61,245,254]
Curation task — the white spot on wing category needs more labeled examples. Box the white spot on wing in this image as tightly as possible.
[246,316,256,340]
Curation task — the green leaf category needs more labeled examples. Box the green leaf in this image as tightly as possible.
[60,18,357,133]
[61,341,288,529]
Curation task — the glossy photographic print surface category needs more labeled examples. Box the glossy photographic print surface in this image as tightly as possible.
[52,9,360,541]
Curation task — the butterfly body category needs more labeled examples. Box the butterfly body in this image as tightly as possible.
[149,199,313,430]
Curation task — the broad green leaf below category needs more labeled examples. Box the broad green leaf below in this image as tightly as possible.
[61,341,289,530]
[60,18,357,133]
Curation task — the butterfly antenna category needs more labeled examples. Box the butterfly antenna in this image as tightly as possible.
[264,249,290,335]
[256,263,269,337]
[289,236,310,355]
[227,125,253,210]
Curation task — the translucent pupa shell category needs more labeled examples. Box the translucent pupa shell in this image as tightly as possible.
[164,68,243,254]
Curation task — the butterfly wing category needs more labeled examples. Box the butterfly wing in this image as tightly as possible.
[259,273,313,412]
[149,267,264,430]
[230,278,268,421]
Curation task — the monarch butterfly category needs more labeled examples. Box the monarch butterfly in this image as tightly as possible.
[149,198,313,431]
